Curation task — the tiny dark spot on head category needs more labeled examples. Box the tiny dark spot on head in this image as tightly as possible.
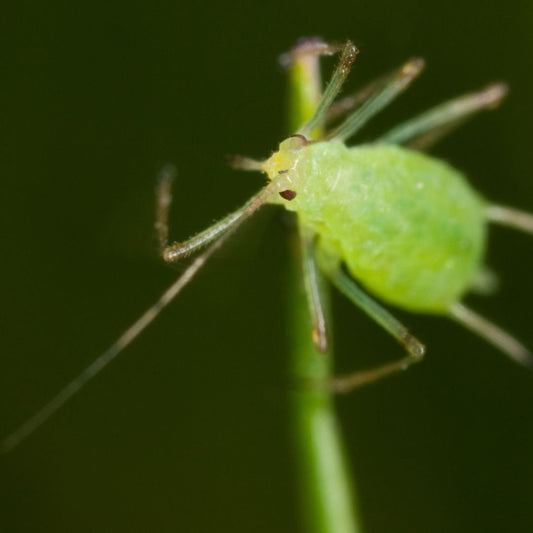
[278,169,289,174]
[280,189,297,201]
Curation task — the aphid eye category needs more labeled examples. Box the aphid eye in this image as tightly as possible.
[278,169,289,174]
[279,189,297,200]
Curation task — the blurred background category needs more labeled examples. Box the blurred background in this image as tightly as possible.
[1,1,533,532]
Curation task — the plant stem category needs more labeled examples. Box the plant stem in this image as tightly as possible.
[287,43,363,533]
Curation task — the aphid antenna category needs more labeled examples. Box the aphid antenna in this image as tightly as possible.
[1,176,288,453]
[1,238,228,453]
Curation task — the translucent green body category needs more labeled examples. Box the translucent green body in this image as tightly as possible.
[266,140,487,313]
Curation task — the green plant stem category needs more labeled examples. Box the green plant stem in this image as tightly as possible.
[287,46,363,533]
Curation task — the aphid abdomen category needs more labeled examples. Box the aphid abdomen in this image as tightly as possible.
[283,142,488,313]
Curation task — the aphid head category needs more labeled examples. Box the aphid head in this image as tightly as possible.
[262,134,307,181]
[262,134,308,203]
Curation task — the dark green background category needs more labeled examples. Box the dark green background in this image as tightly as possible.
[2,2,533,532]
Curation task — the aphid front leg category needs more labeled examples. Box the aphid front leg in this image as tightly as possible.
[280,37,358,139]
[155,164,248,262]
[378,83,508,150]
[296,40,359,137]
[325,57,425,142]
[318,252,425,392]
[160,176,279,263]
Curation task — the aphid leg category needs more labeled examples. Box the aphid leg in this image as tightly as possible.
[156,165,277,262]
[2,179,283,452]
[163,178,284,262]
[486,204,533,235]
[319,256,425,391]
[300,225,329,353]
[449,303,533,369]
[297,40,359,138]
[378,83,508,149]
[326,58,425,142]
[325,71,394,125]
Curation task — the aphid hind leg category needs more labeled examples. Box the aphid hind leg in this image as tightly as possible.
[449,303,533,369]
[319,254,425,391]
[486,204,533,235]
[378,84,508,150]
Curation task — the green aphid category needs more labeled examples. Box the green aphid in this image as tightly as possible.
[266,140,486,315]
[4,38,533,451]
